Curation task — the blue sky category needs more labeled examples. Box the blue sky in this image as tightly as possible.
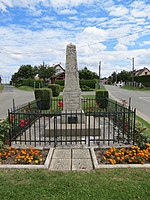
[0,0,150,83]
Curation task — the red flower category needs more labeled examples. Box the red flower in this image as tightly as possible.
[20,119,25,127]
[10,115,14,123]
[58,101,63,108]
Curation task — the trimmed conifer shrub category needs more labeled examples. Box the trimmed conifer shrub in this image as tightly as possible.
[95,90,109,109]
[34,88,52,110]
[48,84,60,97]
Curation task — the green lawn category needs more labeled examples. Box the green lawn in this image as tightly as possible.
[0,169,149,200]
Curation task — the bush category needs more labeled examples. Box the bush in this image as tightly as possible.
[48,84,60,97]
[95,90,109,109]
[80,79,97,89]
[129,75,150,87]
[0,119,10,147]
[80,85,94,91]
[23,78,45,88]
[55,80,65,86]
[34,89,52,110]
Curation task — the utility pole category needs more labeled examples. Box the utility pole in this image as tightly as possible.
[132,57,134,87]
[99,61,101,89]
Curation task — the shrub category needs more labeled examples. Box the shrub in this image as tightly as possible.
[80,79,97,89]
[48,84,60,97]
[0,119,10,147]
[129,75,150,87]
[95,90,109,109]
[23,78,45,88]
[55,80,65,86]
[34,89,52,110]
[80,85,94,91]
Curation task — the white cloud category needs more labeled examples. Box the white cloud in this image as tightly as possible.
[0,0,13,12]
[57,8,77,15]
[50,0,94,8]
[109,5,129,17]
[130,1,150,19]
[77,27,108,43]
[114,43,128,51]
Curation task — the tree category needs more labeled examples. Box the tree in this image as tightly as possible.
[35,62,56,82]
[79,67,99,80]
[117,70,132,82]
[107,70,132,84]
[11,65,34,86]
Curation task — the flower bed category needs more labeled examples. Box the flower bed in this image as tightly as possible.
[94,143,150,165]
[0,146,49,165]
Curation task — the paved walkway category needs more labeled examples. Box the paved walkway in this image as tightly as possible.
[49,148,93,171]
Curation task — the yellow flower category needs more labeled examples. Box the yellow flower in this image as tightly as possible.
[35,160,39,164]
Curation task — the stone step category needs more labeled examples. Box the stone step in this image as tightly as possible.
[49,148,93,171]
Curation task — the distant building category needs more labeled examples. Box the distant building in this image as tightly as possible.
[100,79,107,85]
[51,64,65,83]
[134,67,150,76]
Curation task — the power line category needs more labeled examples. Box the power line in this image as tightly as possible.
[0,28,149,56]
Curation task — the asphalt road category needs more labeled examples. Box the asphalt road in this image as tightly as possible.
[0,85,35,119]
[105,85,150,123]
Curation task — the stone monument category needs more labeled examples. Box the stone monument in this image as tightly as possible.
[45,43,99,140]
[63,44,81,109]
[62,43,84,123]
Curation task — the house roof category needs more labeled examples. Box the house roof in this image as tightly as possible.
[134,67,150,76]
[51,64,65,78]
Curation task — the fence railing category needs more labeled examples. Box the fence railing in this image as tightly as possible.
[8,98,136,147]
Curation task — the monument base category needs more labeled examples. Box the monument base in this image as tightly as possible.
[44,115,101,137]
[61,110,85,124]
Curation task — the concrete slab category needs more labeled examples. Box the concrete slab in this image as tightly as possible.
[49,158,71,171]
[72,149,91,159]
[72,159,93,171]
[53,149,71,159]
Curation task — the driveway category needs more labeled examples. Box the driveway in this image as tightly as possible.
[0,85,35,119]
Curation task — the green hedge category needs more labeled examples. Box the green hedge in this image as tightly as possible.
[95,90,109,109]
[55,79,97,90]
[130,75,150,87]
[23,78,45,88]
[80,79,97,89]
[34,88,52,110]
[55,80,65,86]
[48,84,60,97]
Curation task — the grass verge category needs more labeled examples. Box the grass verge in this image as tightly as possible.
[136,115,150,136]
[122,85,150,91]
[17,86,35,91]
[0,84,4,92]
[0,169,149,200]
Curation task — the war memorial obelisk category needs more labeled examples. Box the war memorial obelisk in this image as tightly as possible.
[45,43,99,139]
[62,43,84,123]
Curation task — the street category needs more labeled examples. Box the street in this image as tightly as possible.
[105,85,150,123]
[0,85,34,119]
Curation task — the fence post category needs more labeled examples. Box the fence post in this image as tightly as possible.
[54,114,57,147]
[133,108,136,145]
[8,109,11,146]
[13,99,15,111]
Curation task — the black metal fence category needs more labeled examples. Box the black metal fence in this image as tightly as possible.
[8,98,136,147]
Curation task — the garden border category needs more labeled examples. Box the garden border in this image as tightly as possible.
[91,147,150,169]
[0,148,54,169]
